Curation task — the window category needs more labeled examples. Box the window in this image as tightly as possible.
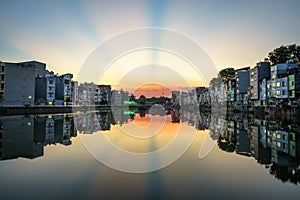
[282,81,286,87]
[277,142,281,148]
[276,82,281,87]
[282,90,286,95]
[276,90,281,95]
[289,90,295,97]
[272,74,276,79]
[283,143,286,149]
[290,80,294,86]
[276,134,281,139]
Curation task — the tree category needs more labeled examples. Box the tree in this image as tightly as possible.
[209,77,222,89]
[219,67,235,82]
[129,94,136,102]
[268,44,300,65]
[138,95,146,105]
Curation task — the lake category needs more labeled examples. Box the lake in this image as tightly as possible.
[0,108,299,200]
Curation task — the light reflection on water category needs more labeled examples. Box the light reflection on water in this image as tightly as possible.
[0,110,300,200]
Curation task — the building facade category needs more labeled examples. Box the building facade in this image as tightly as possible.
[0,61,46,106]
[71,81,79,105]
[55,73,73,105]
[235,67,250,105]
[96,85,111,105]
[35,71,56,105]
[250,62,270,106]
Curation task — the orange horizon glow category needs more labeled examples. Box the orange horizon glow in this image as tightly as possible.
[133,83,172,98]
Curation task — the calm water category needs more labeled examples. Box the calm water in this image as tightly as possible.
[0,109,300,200]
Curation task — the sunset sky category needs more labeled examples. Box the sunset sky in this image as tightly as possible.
[1,0,300,96]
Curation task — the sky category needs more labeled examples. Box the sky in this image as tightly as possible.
[0,0,300,95]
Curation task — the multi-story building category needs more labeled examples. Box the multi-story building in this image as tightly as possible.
[235,119,250,156]
[209,82,227,108]
[250,61,270,106]
[259,79,268,105]
[78,83,97,105]
[267,129,289,164]
[198,88,211,107]
[71,81,79,105]
[55,73,73,105]
[96,85,111,105]
[20,61,46,77]
[53,115,72,145]
[288,69,300,105]
[97,112,111,131]
[0,62,5,101]
[111,89,129,106]
[171,91,180,106]
[226,79,236,104]
[0,61,46,106]
[235,67,250,105]
[195,87,205,102]
[268,63,296,106]
[35,71,56,105]
[187,89,197,106]
[0,116,43,160]
[180,91,188,106]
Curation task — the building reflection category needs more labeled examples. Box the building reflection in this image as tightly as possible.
[0,109,299,184]
[171,108,300,184]
[213,115,300,185]
[0,114,76,161]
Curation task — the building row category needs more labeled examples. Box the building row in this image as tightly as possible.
[171,89,198,107]
[0,60,131,106]
[198,59,300,108]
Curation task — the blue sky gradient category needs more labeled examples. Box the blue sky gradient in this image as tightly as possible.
[0,0,300,79]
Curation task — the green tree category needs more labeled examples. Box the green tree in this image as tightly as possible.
[138,95,146,105]
[268,44,300,65]
[209,77,222,89]
[129,94,136,102]
[219,67,235,82]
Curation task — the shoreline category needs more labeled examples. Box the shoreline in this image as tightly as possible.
[0,105,113,115]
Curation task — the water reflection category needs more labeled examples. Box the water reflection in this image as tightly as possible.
[0,114,76,160]
[215,116,300,185]
[0,109,300,185]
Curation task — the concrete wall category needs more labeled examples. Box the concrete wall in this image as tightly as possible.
[0,63,36,106]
